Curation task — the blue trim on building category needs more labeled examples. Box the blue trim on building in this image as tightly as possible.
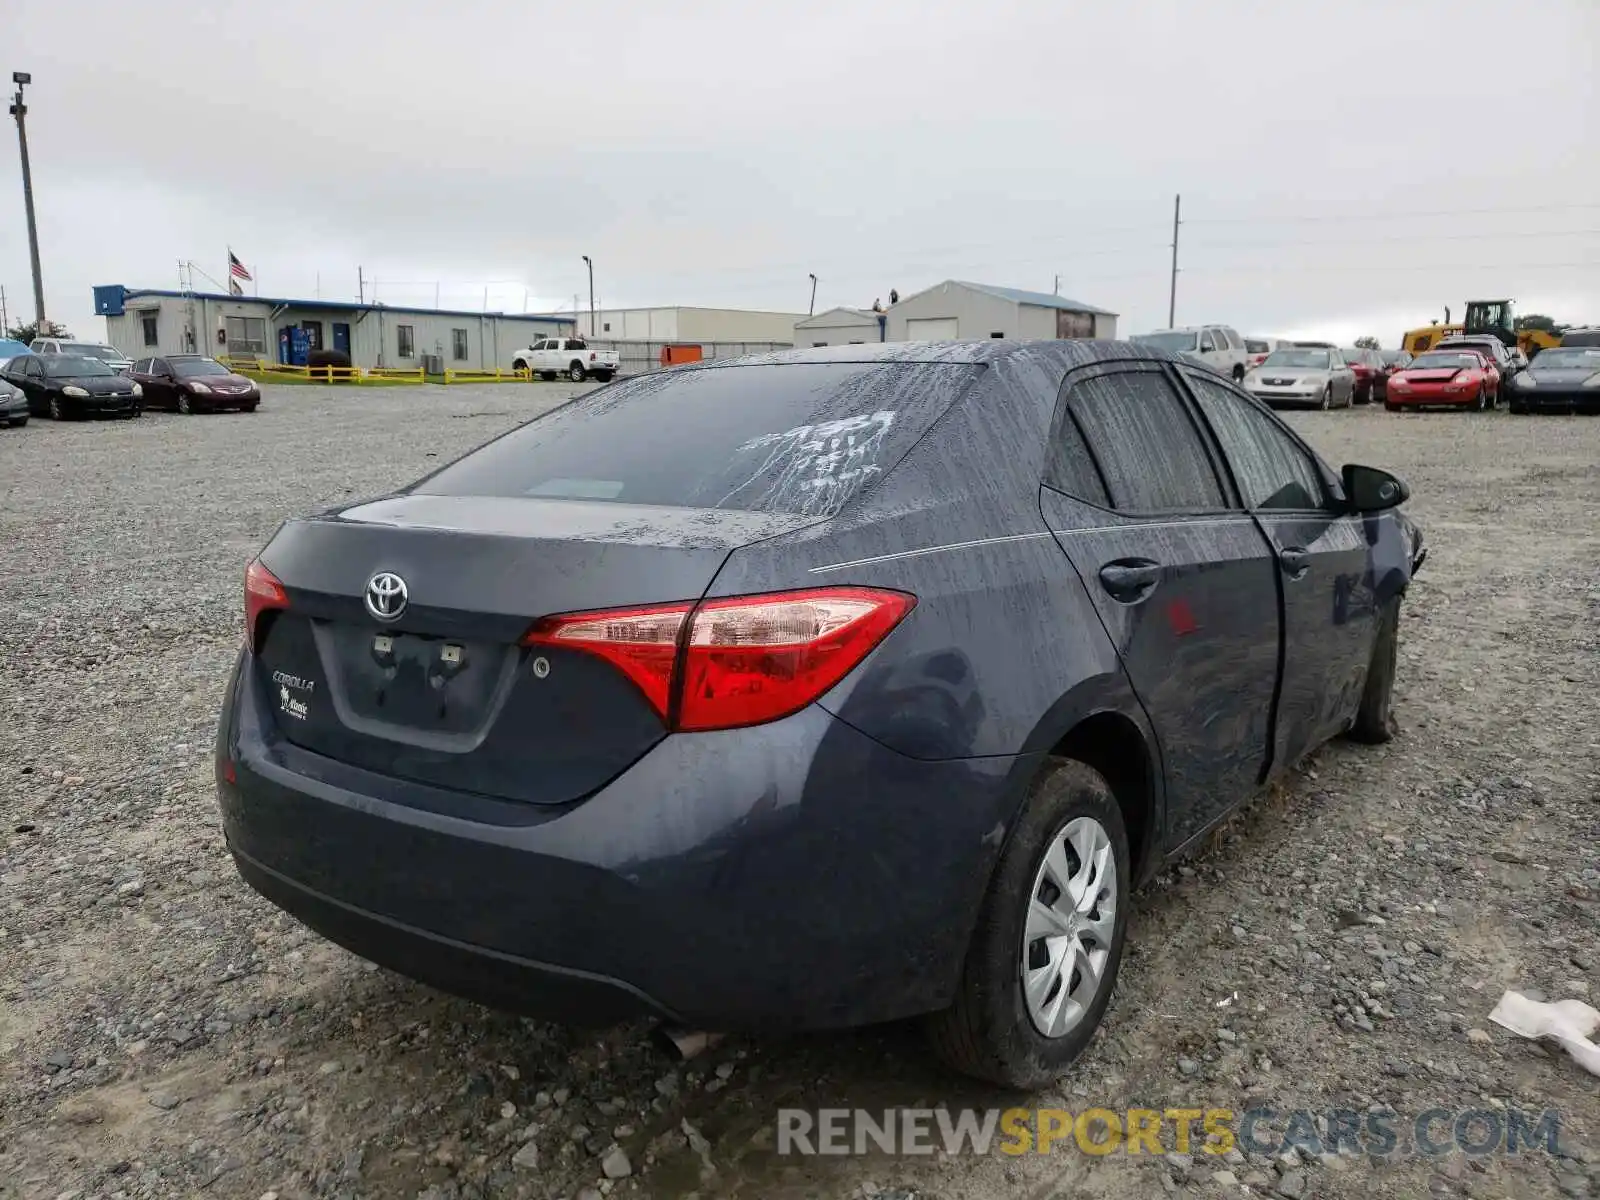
[93,284,575,325]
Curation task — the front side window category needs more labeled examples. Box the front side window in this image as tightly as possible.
[1184,373,1329,512]
[397,325,415,358]
[1066,369,1227,513]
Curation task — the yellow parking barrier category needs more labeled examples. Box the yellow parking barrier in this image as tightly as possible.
[441,367,534,384]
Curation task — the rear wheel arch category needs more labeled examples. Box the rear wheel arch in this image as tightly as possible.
[1047,710,1161,885]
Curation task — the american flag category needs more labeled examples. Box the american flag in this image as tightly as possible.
[229,251,252,282]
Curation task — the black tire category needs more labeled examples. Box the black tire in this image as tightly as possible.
[568,362,587,383]
[925,758,1130,1087]
[48,395,64,420]
[1232,365,1245,382]
[178,393,193,415]
[1348,599,1400,744]
[1383,400,1399,412]
[1319,385,1332,411]
[1475,385,1487,412]
[512,360,529,378]
[241,403,258,413]
[8,416,26,427]
[540,370,557,382]
[1508,395,1526,415]
[593,370,615,383]
[1353,382,1370,406]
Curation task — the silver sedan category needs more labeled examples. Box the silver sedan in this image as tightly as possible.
[1241,348,1357,410]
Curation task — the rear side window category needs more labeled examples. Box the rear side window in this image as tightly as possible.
[416,363,979,518]
[1066,369,1228,512]
[1043,404,1110,507]
[1183,373,1329,511]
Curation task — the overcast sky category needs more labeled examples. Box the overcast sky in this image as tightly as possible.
[4,0,1596,347]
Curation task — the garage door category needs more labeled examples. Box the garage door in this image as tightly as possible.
[906,317,959,341]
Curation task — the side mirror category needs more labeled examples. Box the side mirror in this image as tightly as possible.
[1342,464,1409,514]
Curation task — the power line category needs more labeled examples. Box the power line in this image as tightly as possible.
[1187,201,1600,226]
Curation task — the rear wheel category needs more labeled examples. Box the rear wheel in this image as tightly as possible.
[1348,599,1400,744]
[593,370,615,383]
[1232,364,1245,383]
[540,370,557,381]
[568,362,587,382]
[1475,385,1487,412]
[925,758,1129,1087]
[7,416,26,427]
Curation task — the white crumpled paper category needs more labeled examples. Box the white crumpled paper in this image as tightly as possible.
[1488,990,1600,1077]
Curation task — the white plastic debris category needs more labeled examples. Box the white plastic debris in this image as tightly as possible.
[1215,992,1238,1008]
[1487,991,1600,1077]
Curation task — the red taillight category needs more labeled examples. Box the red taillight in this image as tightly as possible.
[244,559,288,652]
[524,602,691,716]
[589,352,596,362]
[523,587,915,732]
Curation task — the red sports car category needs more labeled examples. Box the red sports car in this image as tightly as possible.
[1384,350,1498,411]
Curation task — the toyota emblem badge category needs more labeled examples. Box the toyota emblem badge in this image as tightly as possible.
[365,571,408,622]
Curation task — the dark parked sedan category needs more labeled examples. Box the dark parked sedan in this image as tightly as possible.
[0,368,29,427]
[128,355,261,414]
[0,354,141,419]
[217,342,1424,1086]
[1506,346,1600,413]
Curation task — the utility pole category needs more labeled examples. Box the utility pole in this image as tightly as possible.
[9,72,46,325]
[1054,274,1061,296]
[1167,193,1181,328]
[0,285,8,335]
[808,273,817,316]
[358,265,364,304]
[582,255,595,337]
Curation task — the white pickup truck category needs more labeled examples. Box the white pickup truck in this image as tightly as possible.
[511,337,620,383]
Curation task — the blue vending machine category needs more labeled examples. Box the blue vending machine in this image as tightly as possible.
[277,326,312,366]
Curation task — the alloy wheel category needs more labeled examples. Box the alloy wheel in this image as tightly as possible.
[49,395,62,420]
[1021,816,1117,1038]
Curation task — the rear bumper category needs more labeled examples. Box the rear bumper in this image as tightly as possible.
[216,651,1028,1031]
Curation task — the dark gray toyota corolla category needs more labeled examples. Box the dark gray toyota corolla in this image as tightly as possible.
[217,341,1424,1086]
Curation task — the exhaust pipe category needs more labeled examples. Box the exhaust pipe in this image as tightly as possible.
[655,1026,724,1061]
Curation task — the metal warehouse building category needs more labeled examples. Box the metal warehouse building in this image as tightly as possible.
[885,281,1117,342]
[793,306,886,347]
[93,285,573,372]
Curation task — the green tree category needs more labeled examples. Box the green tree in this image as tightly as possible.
[4,318,72,344]
[1354,335,1381,350]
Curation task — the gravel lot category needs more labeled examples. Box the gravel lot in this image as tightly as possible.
[2,383,1597,1200]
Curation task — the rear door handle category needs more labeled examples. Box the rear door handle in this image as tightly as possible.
[1279,547,1310,579]
[1099,559,1162,603]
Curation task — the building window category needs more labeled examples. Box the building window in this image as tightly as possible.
[224,315,267,356]
[603,322,611,332]
[397,325,415,358]
[452,328,469,360]
[141,313,158,346]
[990,331,1005,338]
[813,342,828,348]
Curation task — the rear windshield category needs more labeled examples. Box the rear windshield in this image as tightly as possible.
[1245,340,1272,353]
[415,362,978,517]
[1130,331,1198,353]
[64,343,121,359]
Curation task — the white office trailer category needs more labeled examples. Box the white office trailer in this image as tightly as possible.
[885,281,1118,342]
[92,285,573,372]
[792,307,886,347]
[580,305,806,343]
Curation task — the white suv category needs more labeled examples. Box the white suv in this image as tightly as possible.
[1130,325,1250,380]
[31,337,134,373]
